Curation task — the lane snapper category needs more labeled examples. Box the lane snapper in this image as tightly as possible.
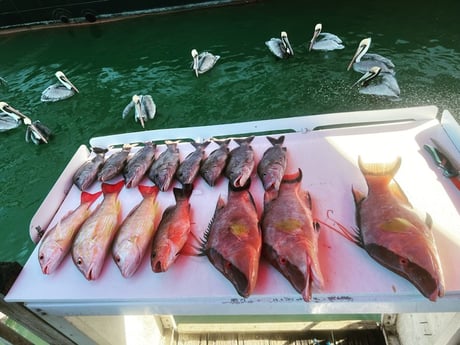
[151,185,193,272]
[71,180,124,280]
[199,180,261,298]
[261,169,324,302]
[112,185,161,278]
[38,190,102,275]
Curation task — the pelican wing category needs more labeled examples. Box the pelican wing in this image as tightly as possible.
[122,101,134,119]
[311,34,345,51]
[140,95,156,120]
[359,73,400,98]
[265,38,285,58]
[0,113,20,132]
[355,53,396,75]
[41,84,76,102]
[197,52,220,74]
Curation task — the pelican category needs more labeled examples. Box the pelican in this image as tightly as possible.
[352,66,400,98]
[347,38,395,74]
[265,31,294,59]
[41,71,79,102]
[122,94,156,128]
[191,49,220,77]
[0,112,20,132]
[0,101,51,144]
[309,23,344,51]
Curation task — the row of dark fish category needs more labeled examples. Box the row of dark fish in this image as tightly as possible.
[72,135,289,194]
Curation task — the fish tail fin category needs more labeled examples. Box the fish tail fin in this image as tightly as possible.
[173,184,193,201]
[215,138,231,147]
[234,135,255,146]
[191,141,210,150]
[80,190,102,204]
[138,184,160,198]
[92,147,108,155]
[358,156,401,182]
[281,169,302,184]
[267,135,285,146]
[102,180,125,195]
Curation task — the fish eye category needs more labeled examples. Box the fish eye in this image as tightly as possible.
[279,256,287,265]
[77,258,83,265]
[400,258,408,265]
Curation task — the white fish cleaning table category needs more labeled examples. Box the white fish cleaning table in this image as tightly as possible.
[6,105,460,316]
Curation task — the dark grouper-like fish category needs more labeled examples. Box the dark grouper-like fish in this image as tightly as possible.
[224,136,255,188]
[257,135,287,191]
[148,141,180,192]
[124,142,156,188]
[200,180,261,298]
[200,138,231,187]
[261,169,324,302]
[98,144,133,182]
[348,156,445,301]
[176,141,210,185]
[73,147,107,191]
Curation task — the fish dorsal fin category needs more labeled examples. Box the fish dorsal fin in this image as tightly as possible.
[199,195,225,254]
[281,169,302,184]
[388,179,412,207]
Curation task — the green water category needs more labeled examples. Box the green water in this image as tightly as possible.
[1,0,460,265]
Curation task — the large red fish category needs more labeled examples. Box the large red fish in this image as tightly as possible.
[200,180,261,298]
[112,185,161,278]
[150,185,193,273]
[350,156,445,301]
[261,169,324,302]
[38,190,102,275]
[71,180,124,280]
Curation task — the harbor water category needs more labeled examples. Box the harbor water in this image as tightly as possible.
[1,0,460,265]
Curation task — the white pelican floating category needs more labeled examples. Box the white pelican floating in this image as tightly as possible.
[41,71,79,102]
[309,23,344,51]
[122,94,156,128]
[347,38,395,74]
[191,49,220,77]
[0,101,51,144]
[352,66,400,98]
[265,31,294,59]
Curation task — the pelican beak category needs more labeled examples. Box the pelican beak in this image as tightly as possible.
[347,40,369,71]
[22,117,50,144]
[30,123,49,144]
[58,73,79,93]
[193,56,199,77]
[283,36,294,56]
[309,28,321,51]
[139,115,145,128]
[351,67,380,88]
[133,96,145,128]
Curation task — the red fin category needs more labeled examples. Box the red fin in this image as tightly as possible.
[80,191,102,204]
[282,169,302,184]
[101,180,125,195]
[181,231,201,256]
[138,184,160,198]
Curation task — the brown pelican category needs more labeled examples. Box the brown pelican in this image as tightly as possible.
[41,71,79,102]
[0,112,20,132]
[122,94,156,128]
[265,31,294,59]
[309,23,344,51]
[0,101,51,144]
[352,66,400,98]
[191,49,220,77]
[347,38,395,74]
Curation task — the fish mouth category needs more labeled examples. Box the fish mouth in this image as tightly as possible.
[263,244,311,301]
[208,248,250,298]
[367,243,441,301]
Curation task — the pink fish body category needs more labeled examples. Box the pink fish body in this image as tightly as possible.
[112,185,161,278]
[201,181,261,298]
[38,191,102,275]
[151,185,192,273]
[71,180,124,280]
[261,169,324,301]
[353,157,445,301]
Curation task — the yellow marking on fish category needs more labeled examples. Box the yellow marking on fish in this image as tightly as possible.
[379,217,414,232]
[230,223,249,237]
[275,218,302,232]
